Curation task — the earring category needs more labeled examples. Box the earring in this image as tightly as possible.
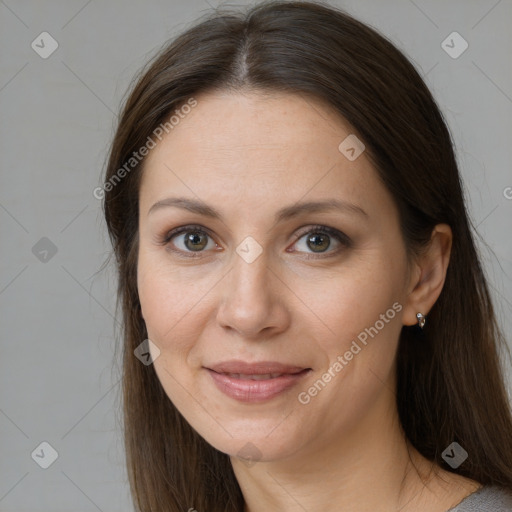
[416,312,426,329]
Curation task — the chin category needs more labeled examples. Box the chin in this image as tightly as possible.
[190,414,308,464]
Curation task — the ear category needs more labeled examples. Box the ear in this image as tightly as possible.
[402,223,452,327]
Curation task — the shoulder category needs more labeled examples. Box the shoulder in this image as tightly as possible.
[447,485,512,511]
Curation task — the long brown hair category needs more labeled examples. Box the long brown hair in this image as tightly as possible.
[102,1,512,510]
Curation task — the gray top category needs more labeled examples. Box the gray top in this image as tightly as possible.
[447,485,512,511]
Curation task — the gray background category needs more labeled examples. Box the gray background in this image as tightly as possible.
[1,1,511,511]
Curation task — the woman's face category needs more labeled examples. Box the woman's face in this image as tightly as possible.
[137,90,415,462]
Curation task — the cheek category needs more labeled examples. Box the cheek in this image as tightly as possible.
[289,255,405,354]
[295,264,405,423]
[294,268,404,426]
[137,249,221,356]
[137,256,199,409]
[137,250,190,346]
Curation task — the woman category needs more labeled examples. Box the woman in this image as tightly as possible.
[101,1,512,510]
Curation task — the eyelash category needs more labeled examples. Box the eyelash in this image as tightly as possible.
[159,224,351,259]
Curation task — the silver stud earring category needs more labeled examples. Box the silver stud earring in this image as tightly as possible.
[416,312,426,329]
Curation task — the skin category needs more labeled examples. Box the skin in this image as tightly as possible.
[137,90,481,511]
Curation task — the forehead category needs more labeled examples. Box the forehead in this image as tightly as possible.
[139,90,393,222]
[145,90,353,163]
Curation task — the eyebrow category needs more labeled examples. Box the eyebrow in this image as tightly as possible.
[148,197,368,222]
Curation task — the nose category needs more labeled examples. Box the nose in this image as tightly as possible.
[215,247,290,340]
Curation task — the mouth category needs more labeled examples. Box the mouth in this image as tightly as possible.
[204,361,312,403]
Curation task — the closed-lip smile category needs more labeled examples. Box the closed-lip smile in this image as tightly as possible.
[205,360,312,403]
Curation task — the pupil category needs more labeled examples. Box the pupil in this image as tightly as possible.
[308,233,330,252]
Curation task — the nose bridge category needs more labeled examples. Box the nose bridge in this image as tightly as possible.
[216,237,287,337]
[228,240,272,306]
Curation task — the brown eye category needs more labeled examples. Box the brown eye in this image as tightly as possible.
[163,226,217,255]
[183,231,209,251]
[305,232,331,252]
[291,225,351,257]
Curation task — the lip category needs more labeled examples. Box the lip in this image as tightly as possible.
[205,360,311,403]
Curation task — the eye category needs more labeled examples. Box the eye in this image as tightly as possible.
[160,224,351,259]
[162,225,218,257]
[290,225,351,257]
